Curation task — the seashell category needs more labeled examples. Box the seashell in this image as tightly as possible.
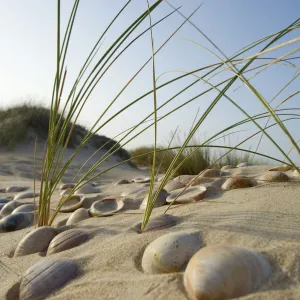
[293,169,300,177]
[221,165,237,171]
[0,212,34,232]
[139,189,169,210]
[59,194,84,213]
[19,258,78,300]
[132,177,151,183]
[259,171,289,182]
[47,229,89,255]
[268,165,292,172]
[121,185,148,198]
[0,203,6,211]
[237,162,253,167]
[74,183,100,194]
[222,177,257,190]
[142,231,202,274]
[14,191,39,201]
[0,198,10,204]
[114,179,130,185]
[0,201,26,216]
[164,180,186,192]
[0,188,6,193]
[199,169,222,178]
[60,188,73,196]
[133,214,180,233]
[184,245,271,300]
[12,204,38,214]
[174,175,197,185]
[59,183,76,190]
[14,226,58,257]
[6,186,29,193]
[66,208,91,225]
[188,177,215,187]
[90,198,124,217]
[166,186,207,204]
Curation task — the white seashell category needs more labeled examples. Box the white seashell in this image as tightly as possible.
[142,231,202,274]
[14,191,39,201]
[60,188,73,196]
[259,171,289,182]
[66,208,91,225]
[6,186,29,193]
[222,177,257,191]
[174,175,197,185]
[0,212,34,232]
[268,165,292,172]
[132,177,151,183]
[133,214,180,233]
[19,258,78,300]
[166,186,207,204]
[221,165,237,170]
[164,180,186,192]
[139,189,168,210]
[12,204,38,214]
[14,226,58,257]
[47,229,89,255]
[237,162,253,167]
[59,194,84,213]
[199,169,222,178]
[74,183,100,194]
[293,169,300,177]
[114,179,130,185]
[90,198,124,217]
[184,245,271,300]
[0,201,26,216]
[59,183,76,190]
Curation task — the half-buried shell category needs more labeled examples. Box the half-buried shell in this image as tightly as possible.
[90,198,124,217]
[66,208,91,225]
[12,204,37,214]
[259,171,289,182]
[139,189,168,210]
[6,186,29,193]
[166,186,207,204]
[47,229,89,255]
[184,245,271,300]
[74,183,100,194]
[0,212,34,232]
[132,177,151,183]
[164,180,186,192]
[14,226,58,257]
[59,194,84,213]
[173,175,196,185]
[199,169,222,178]
[19,258,78,300]
[0,201,26,216]
[142,231,202,274]
[114,179,130,185]
[222,177,257,190]
[14,192,39,201]
[268,165,292,172]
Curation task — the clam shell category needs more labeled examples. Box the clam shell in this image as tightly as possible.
[0,203,6,211]
[164,180,186,192]
[114,179,130,185]
[66,208,91,225]
[174,175,197,185]
[14,192,39,201]
[6,186,29,193]
[221,165,237,171]
[74,183,100,194]
[188,177,215,187]
[19,258,78,300]
[139,189,168,210]
[0,201,26,216]
[0,212,34,232]
[142,231,202,274]
[59,195,84,213]
[14,226,58,257]
[222,177,257,190]
[12,204,37,214]
[237,162,253,167]
[60,183,76,190]
[90,198,124,217]
[184,245,271,300]
[166,186,207,204]
[121,185,148,198]
[47,229,89,255]
[268,165,292,172]
[199,169,222,178]
[60,188,73,196]
[132,177,151,183]
[0,198,10,204]
[259,171,289,182]
[133,214,180,233]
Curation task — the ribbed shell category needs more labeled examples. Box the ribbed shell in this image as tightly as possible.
[222,177,257,190]
[166,186,207,204]
[14,226,58,257]
[19,258,78,300]
[66,208,91,225]
[47,229,89,255]
[0,212,34,232]
[90,198,124,217]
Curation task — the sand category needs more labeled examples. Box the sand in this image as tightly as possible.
[1,144,300,299]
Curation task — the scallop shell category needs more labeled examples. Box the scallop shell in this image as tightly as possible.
[174,175,197,185]
[19,258,78,300]
[164,180,186,192]
[166,186,207,204]
[47,229,89,255]
[133,214,180,233]
[222,177,257,191]
[184,245,271,300]
[14,226,58,257]
[221,165,237,171]
[259,171,289,182]
[114,179,130,185]
[6,186,29,193]
[14,192,39,200]
[199,169,222,178]
[0,201,25,216]
[74,183,100,194]
[0,198,10,204]
[90,198,124,217]
[59,194,84,213]
[60,183,76,190]
[66,208,91,225]
[12,204,37,214]
[139,189,169,210]
[132,177,151,183]
[268,165,292,172]
[237,162,253,167]
[0,212,34,232]
[142,231,202,274]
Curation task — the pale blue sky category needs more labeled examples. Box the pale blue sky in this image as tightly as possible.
[1,1,300,163]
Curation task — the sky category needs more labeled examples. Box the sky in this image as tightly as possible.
[0,0,300,163]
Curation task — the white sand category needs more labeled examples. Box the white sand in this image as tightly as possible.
[1,144,300,299]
